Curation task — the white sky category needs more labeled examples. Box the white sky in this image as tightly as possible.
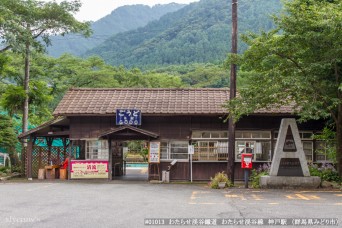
[42,0,199,21]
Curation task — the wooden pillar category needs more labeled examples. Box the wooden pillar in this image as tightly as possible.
[68,140,73,180]
[57,146,60,164]
[27,137,36,179]
[46,137,54,164]
[38,147,42,170]
[108,138,112,181]
[62,137,68,159]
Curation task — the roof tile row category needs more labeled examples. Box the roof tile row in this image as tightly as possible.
[53,88,295,116]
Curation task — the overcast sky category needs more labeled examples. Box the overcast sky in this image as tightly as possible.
[42,0,199,21]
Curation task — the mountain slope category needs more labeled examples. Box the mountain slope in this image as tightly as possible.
[84,0,282,68]
[46,3,185,57]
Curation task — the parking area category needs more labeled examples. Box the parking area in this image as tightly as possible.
[0,181,341,227]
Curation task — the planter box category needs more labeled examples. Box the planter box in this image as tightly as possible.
[218,182,226,189]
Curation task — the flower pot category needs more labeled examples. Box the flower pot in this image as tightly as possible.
[218,182,226,189]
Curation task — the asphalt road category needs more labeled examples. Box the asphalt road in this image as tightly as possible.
[0,179,341,228]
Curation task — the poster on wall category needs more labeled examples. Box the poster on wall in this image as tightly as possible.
[149,142,160,163]
[70,160,109,179]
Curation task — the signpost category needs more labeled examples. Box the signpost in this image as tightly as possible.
[148,142,160,180]
[188,145,194,183]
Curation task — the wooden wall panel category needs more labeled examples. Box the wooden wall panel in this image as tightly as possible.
[69,115,324,140]
[160,161,269,181]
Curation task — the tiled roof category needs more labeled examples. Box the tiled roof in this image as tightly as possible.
[53,88,295,116]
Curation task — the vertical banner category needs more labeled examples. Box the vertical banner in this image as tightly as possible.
[148,142,160,163]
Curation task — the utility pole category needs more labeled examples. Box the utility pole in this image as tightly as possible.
[228,0,238,183]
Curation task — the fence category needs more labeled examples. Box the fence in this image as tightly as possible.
[25,146,79,178]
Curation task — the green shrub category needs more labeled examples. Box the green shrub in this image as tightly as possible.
[0,165,10,175]
[11,165,21,173]
[209,171,233,189]
[309,163,341,183]
[250,163,271,188]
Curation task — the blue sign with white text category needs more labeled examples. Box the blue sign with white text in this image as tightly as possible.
[116,109,141,125]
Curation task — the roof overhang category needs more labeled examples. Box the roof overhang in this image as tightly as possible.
[99,125,159,139]
[18,117,70,139]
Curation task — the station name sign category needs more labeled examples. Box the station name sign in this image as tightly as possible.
[116,109,141,125]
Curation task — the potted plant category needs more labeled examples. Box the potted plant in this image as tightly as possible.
[209,171,232,189]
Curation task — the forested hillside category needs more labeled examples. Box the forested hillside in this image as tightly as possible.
[85,0,282,68]
[46,3,185,57]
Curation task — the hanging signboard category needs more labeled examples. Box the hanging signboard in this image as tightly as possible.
[148,142,160,163]
[116,109,141,125]
[70,160,109,179]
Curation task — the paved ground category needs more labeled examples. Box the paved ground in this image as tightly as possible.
[0,172,341,228]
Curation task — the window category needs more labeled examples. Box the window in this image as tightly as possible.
[86,140,109,160]
[170,141,188,159]
[160,141,188,160]
[191,131,228,139]
[192,141,228,161]
[236,141,271,162]
[274,131,313,140]
[315,141,332,162]
[302,141,313,162]
[236,141,255,161]
[235,131,272,162]
[236,131,271,139]
[160,142,169,159]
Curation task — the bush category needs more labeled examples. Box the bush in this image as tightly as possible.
[0,166,10,176]
[250,163,271,188]
[209,171,233,189]
[11,165,21,173]
[309,163,341,183]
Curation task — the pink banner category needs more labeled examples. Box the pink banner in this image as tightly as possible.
[70,160,109,179]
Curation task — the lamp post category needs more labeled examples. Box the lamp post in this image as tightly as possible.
[228,0,238,183]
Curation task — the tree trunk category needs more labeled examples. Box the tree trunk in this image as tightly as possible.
[228,0,238,183]
[23,42,30,134]
[21,41,30,175]
[336,104,342,178]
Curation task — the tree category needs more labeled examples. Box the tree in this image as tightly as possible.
[0,114,19,166]
[225,0,342,177]
[0,0,91,135]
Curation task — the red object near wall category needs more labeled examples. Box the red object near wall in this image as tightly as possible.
[241,153,253,169]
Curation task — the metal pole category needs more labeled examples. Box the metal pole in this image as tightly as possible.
[244,169,249,188]
[190,154,193,183]
[228,0,238,184]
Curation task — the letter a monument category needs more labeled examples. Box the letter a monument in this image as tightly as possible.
[260,119,321,188]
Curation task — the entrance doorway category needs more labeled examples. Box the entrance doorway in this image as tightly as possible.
[111,140,148,181]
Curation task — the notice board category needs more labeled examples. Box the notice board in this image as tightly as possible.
[148,142,160,163]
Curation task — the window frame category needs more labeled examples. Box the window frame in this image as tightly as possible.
[85,140,109,160]
[160,140,189,161]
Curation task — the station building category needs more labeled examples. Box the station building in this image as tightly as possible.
[19,88,325,181]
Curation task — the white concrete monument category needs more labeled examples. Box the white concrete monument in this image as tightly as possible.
[260,118,320,188]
